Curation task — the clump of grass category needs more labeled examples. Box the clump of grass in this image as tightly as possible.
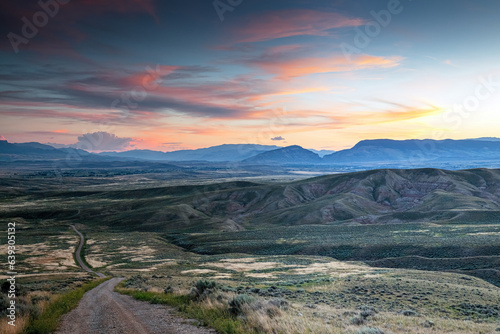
[228,294,255,316]
[350,315,366,325]
[195,280,217,291]
[186,280,220,301]
[24,278,109,334]
[398,309,419,317]
[355,327,387,334]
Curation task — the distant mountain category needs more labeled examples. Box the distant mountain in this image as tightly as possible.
[98,149,167,161]
[163,144,281,162]
[4,138,500,167]
[243,145,321,165]
[307,149,335,157]
[100,144,281,162]
[475,137,500,142]
[0,140,92,161]
[323,138,500,165]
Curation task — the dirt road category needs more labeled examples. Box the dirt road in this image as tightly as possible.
[70,224,106,278]
[56,277,217,334]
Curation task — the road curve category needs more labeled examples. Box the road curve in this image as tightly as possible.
[70,224,106,278]
[56,278,217,334]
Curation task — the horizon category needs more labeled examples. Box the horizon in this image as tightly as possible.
[2,135,500,154]
[1,0,500,152]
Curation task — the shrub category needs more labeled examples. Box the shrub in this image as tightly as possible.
[421,320,434,328]
[195,280,217,295]
[350,316,365,325]
[359,305,377,318]
[268,298,289,310]
[398,309,419,317]
[192,280,218,300]
[355,327,386,334]
[229,294,256,316]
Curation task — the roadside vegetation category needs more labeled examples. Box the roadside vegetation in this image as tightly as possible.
[117,276,500,334]
[23,277,109,334]
[0,275,106,334]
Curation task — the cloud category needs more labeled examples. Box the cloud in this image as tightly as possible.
[232,10,365,43]
[72,132,132,152]
[271,136,285,141]
[0,65,264,120]
[0,136,6,141]
[248,51,404,79]
[1,0,158,57]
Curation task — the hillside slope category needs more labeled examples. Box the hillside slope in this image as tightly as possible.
[188,168,500,228]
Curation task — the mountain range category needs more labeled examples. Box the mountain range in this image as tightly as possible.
[100,144,282,162]
[1,138,500,169]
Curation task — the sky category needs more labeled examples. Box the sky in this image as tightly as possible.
[1,0,500,152]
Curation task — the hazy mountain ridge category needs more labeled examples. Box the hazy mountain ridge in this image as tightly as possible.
[242,145,322,164]
[323,138,500,164]
[2,138,500,167]
[98,144,282,162]
[0,139,92,161]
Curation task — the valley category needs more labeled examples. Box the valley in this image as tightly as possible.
[1,166,499,333]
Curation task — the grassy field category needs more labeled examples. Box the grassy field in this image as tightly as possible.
[1,167,499,333]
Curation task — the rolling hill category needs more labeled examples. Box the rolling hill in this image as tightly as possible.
[242,145,322,164]
[9,167,498,232]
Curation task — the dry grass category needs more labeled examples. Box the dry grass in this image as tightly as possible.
[0,316,28,334]
[181,269,218,275]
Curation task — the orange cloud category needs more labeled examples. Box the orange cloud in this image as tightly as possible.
[254,54,404,79]
[234,10,365,43]
[124,66,179,87]
[247,87,331,101]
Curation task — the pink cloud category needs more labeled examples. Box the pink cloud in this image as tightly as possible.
[253,54,404,79]
[233,9,365,43]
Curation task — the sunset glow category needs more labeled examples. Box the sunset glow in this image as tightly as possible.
[1,0,500,151]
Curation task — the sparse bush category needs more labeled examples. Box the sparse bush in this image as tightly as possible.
[359,305,376,318]
[355,327,386,334]
[192,280,218,300]
[421,320,434,328]
[0,294,9,316]
[350,315,366,325]
[229,294,256,316]
[398,309,419,316]
[195,280,217,295]
[268,298,289,310]
[265,305,281,318]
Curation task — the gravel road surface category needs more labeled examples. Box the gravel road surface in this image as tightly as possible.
[56,277,217,334]
[70,224,105,278]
